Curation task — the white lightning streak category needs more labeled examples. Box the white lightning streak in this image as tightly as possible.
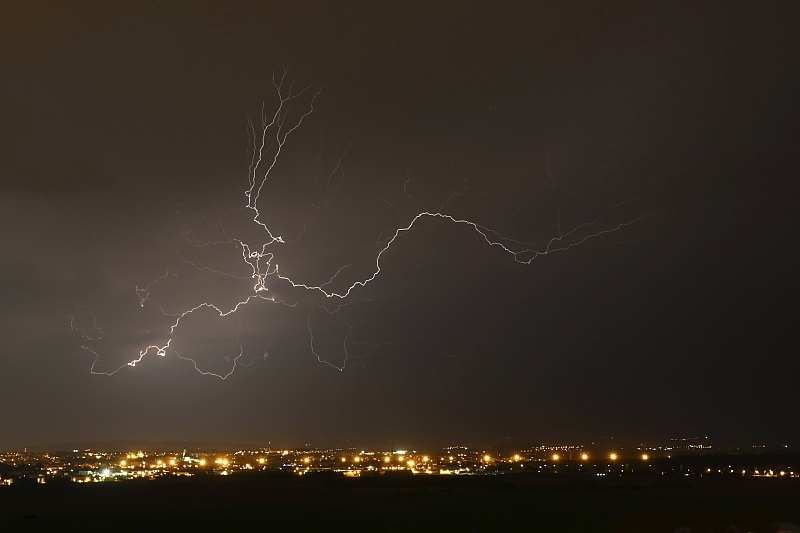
[278,210,651,300]
[70,304,103,340]
[245,68,322,243]
[74,72,648,379]
[307,311,352,371]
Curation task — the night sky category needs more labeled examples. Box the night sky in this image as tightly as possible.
[1,1,797,451]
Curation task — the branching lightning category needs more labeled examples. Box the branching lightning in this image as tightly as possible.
[73,69,650,379]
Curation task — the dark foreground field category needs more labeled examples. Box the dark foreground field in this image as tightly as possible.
[2,474,799,532]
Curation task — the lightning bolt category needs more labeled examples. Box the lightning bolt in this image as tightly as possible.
[73,70,650,379]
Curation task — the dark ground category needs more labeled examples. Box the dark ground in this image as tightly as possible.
[2,474,799,532]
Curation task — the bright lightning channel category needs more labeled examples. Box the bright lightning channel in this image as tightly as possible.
[73,68,650,379]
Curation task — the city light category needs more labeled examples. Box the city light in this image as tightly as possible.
[2,443,797,485]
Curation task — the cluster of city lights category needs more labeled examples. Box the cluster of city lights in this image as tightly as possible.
[3,445,798,485]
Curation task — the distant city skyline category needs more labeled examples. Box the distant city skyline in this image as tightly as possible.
[8,433,799,456]
[4,439,799,489]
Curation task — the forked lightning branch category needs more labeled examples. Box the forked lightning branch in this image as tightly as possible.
[71,70,649,379]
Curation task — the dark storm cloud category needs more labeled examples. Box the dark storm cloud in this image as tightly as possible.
[0,152,111,196]
[0,1,797,450]
[0,102,113,195]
